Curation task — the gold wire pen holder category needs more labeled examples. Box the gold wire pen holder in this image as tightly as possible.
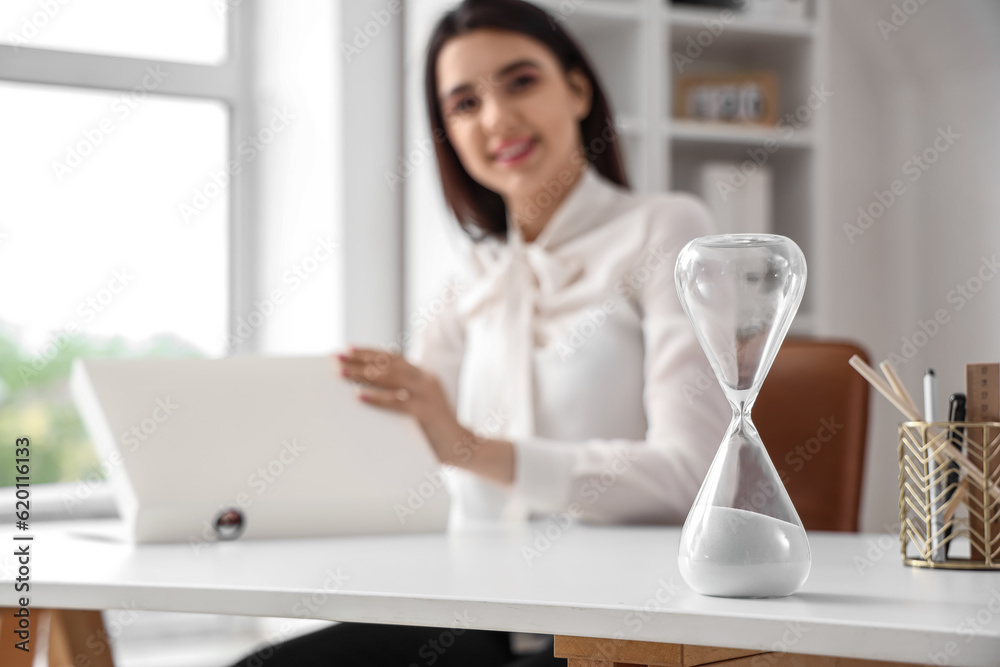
[898,421,1000,569]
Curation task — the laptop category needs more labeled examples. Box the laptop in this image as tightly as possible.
[70,355,451,543]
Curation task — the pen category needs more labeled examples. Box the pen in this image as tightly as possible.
[944,393,966,558]
[924,369,946,562]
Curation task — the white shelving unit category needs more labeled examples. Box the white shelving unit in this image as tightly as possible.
[538,0,828,333]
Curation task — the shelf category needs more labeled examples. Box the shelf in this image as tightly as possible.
[536,0,641,23]
[572,0,642,21]
[666,119,813,148]
[666,6,815,40]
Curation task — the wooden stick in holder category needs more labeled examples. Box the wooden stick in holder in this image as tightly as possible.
[880,361,922,417]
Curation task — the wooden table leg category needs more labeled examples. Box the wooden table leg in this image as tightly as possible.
[47,609,116,667]
[0,607,34,667]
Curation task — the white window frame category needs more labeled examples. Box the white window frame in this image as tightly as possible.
[0,5,260,521]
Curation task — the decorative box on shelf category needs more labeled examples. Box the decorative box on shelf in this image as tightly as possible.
[674,71,779,126]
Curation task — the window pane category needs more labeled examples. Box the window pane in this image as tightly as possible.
[0,82,229,487]
[0,0,226,65]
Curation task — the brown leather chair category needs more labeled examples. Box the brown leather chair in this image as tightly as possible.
[754,339,871,532]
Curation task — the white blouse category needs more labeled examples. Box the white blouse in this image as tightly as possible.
[410,165,731,531]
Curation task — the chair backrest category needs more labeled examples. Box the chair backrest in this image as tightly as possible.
[754,339,871,532]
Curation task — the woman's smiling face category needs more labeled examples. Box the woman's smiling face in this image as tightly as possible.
[436,29,592,204]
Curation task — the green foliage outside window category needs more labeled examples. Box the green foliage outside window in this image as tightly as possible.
[0,326,203,487]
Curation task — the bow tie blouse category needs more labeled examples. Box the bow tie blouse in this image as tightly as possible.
[410,165,730,530]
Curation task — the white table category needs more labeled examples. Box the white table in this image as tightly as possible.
[2,519,999,667]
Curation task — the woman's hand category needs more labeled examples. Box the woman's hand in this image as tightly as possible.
[333,347,514,485]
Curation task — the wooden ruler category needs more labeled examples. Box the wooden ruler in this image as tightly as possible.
[966,362,999,563]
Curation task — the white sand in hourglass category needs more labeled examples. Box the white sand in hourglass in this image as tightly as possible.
[678,506,811,598]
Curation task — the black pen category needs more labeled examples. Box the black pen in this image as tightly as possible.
[944,393,966,557]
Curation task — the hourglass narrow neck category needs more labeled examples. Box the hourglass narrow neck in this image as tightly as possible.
[729,396,756,432]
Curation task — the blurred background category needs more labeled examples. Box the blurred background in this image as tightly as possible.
[0,0,998,664]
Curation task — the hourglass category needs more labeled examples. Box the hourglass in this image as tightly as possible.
[674,234,810,598]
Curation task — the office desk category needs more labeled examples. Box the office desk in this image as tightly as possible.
[1,519,999,667]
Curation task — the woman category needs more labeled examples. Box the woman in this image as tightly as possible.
[230,0,728,665]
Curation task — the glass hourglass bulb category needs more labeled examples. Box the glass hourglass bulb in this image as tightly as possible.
[674,234,810,598]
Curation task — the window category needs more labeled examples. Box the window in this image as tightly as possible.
[0,3,253,495]
[0,82,229,486]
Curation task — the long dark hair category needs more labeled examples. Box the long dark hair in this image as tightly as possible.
[424,0,629,241]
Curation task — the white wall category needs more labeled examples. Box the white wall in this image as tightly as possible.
[403,0,474,333]
[338,1,407,346]
[823,0,1000,531]
[253,0,341,355]
[255,0,407,353]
